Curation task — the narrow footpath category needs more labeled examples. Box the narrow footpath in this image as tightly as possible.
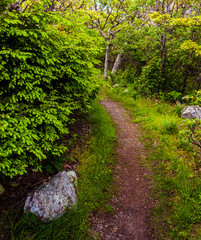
[91,97,155,240]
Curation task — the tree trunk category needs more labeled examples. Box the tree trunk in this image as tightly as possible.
[160,31,167,75]
[112,54,123,75]
[182,68,188,94]
[160,28,167,91]
[181,32,195,94]
[104,43,111,78]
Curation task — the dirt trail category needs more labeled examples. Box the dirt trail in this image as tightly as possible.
[91,97,155,240]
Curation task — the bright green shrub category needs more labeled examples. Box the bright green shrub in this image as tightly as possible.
[0,0,11,13]
[184,90,201,105]
[161,120,178,134]
[166,91,182,102]
[173,103,184,117]
[139,59,165,95]
[0,4,101,177]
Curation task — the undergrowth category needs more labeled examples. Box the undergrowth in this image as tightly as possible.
[0,102,116,240]
[108,85,201,240]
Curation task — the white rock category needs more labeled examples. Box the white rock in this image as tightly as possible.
[24,171,77,221]
[181,105,201,120]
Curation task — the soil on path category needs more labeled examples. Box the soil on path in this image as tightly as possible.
[91,97,155,240]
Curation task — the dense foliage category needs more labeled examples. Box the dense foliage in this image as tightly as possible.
[110,0,201,99]
[0,1,101,178]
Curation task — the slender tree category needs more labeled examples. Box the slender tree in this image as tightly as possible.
[86,0,130,78]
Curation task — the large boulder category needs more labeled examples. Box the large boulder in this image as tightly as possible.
[24,171,77,221]
[181,105,201,120]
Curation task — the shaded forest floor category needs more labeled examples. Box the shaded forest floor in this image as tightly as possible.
[90,97,156,239]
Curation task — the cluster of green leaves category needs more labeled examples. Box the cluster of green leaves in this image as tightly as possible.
[0,1,102,178]
[184,90,201,105]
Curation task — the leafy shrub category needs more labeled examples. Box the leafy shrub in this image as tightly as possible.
[179,119,201,157]
[121,68,138,84]
[156,104,166,114]
[139,59,165,95]
[183,90,201,105]
[173,103,184,117]
[161,120,178,134]
[167,91,182,102]
[0,4,101,177]
[0,0,11,13]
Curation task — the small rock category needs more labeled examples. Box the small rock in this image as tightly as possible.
[113,227,118,232]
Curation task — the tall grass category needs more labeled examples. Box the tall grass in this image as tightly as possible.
[108,86,201,239]
[0,102,116,240]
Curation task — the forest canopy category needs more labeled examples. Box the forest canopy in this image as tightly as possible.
[111,0,201,97]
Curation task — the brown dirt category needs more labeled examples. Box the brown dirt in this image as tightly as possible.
[91,97,155,240]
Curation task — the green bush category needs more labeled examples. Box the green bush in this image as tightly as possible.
[179,119,201,157]
[167,91,182,102]
[173,103,184,117]
[139,59,165,95]
[0,3,101,177]
[161,120,178,134]
[184,90,201,105]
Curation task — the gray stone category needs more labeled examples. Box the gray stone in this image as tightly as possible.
[0,183,4,195]
[24,171,77,221]
[181,105,201,120]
